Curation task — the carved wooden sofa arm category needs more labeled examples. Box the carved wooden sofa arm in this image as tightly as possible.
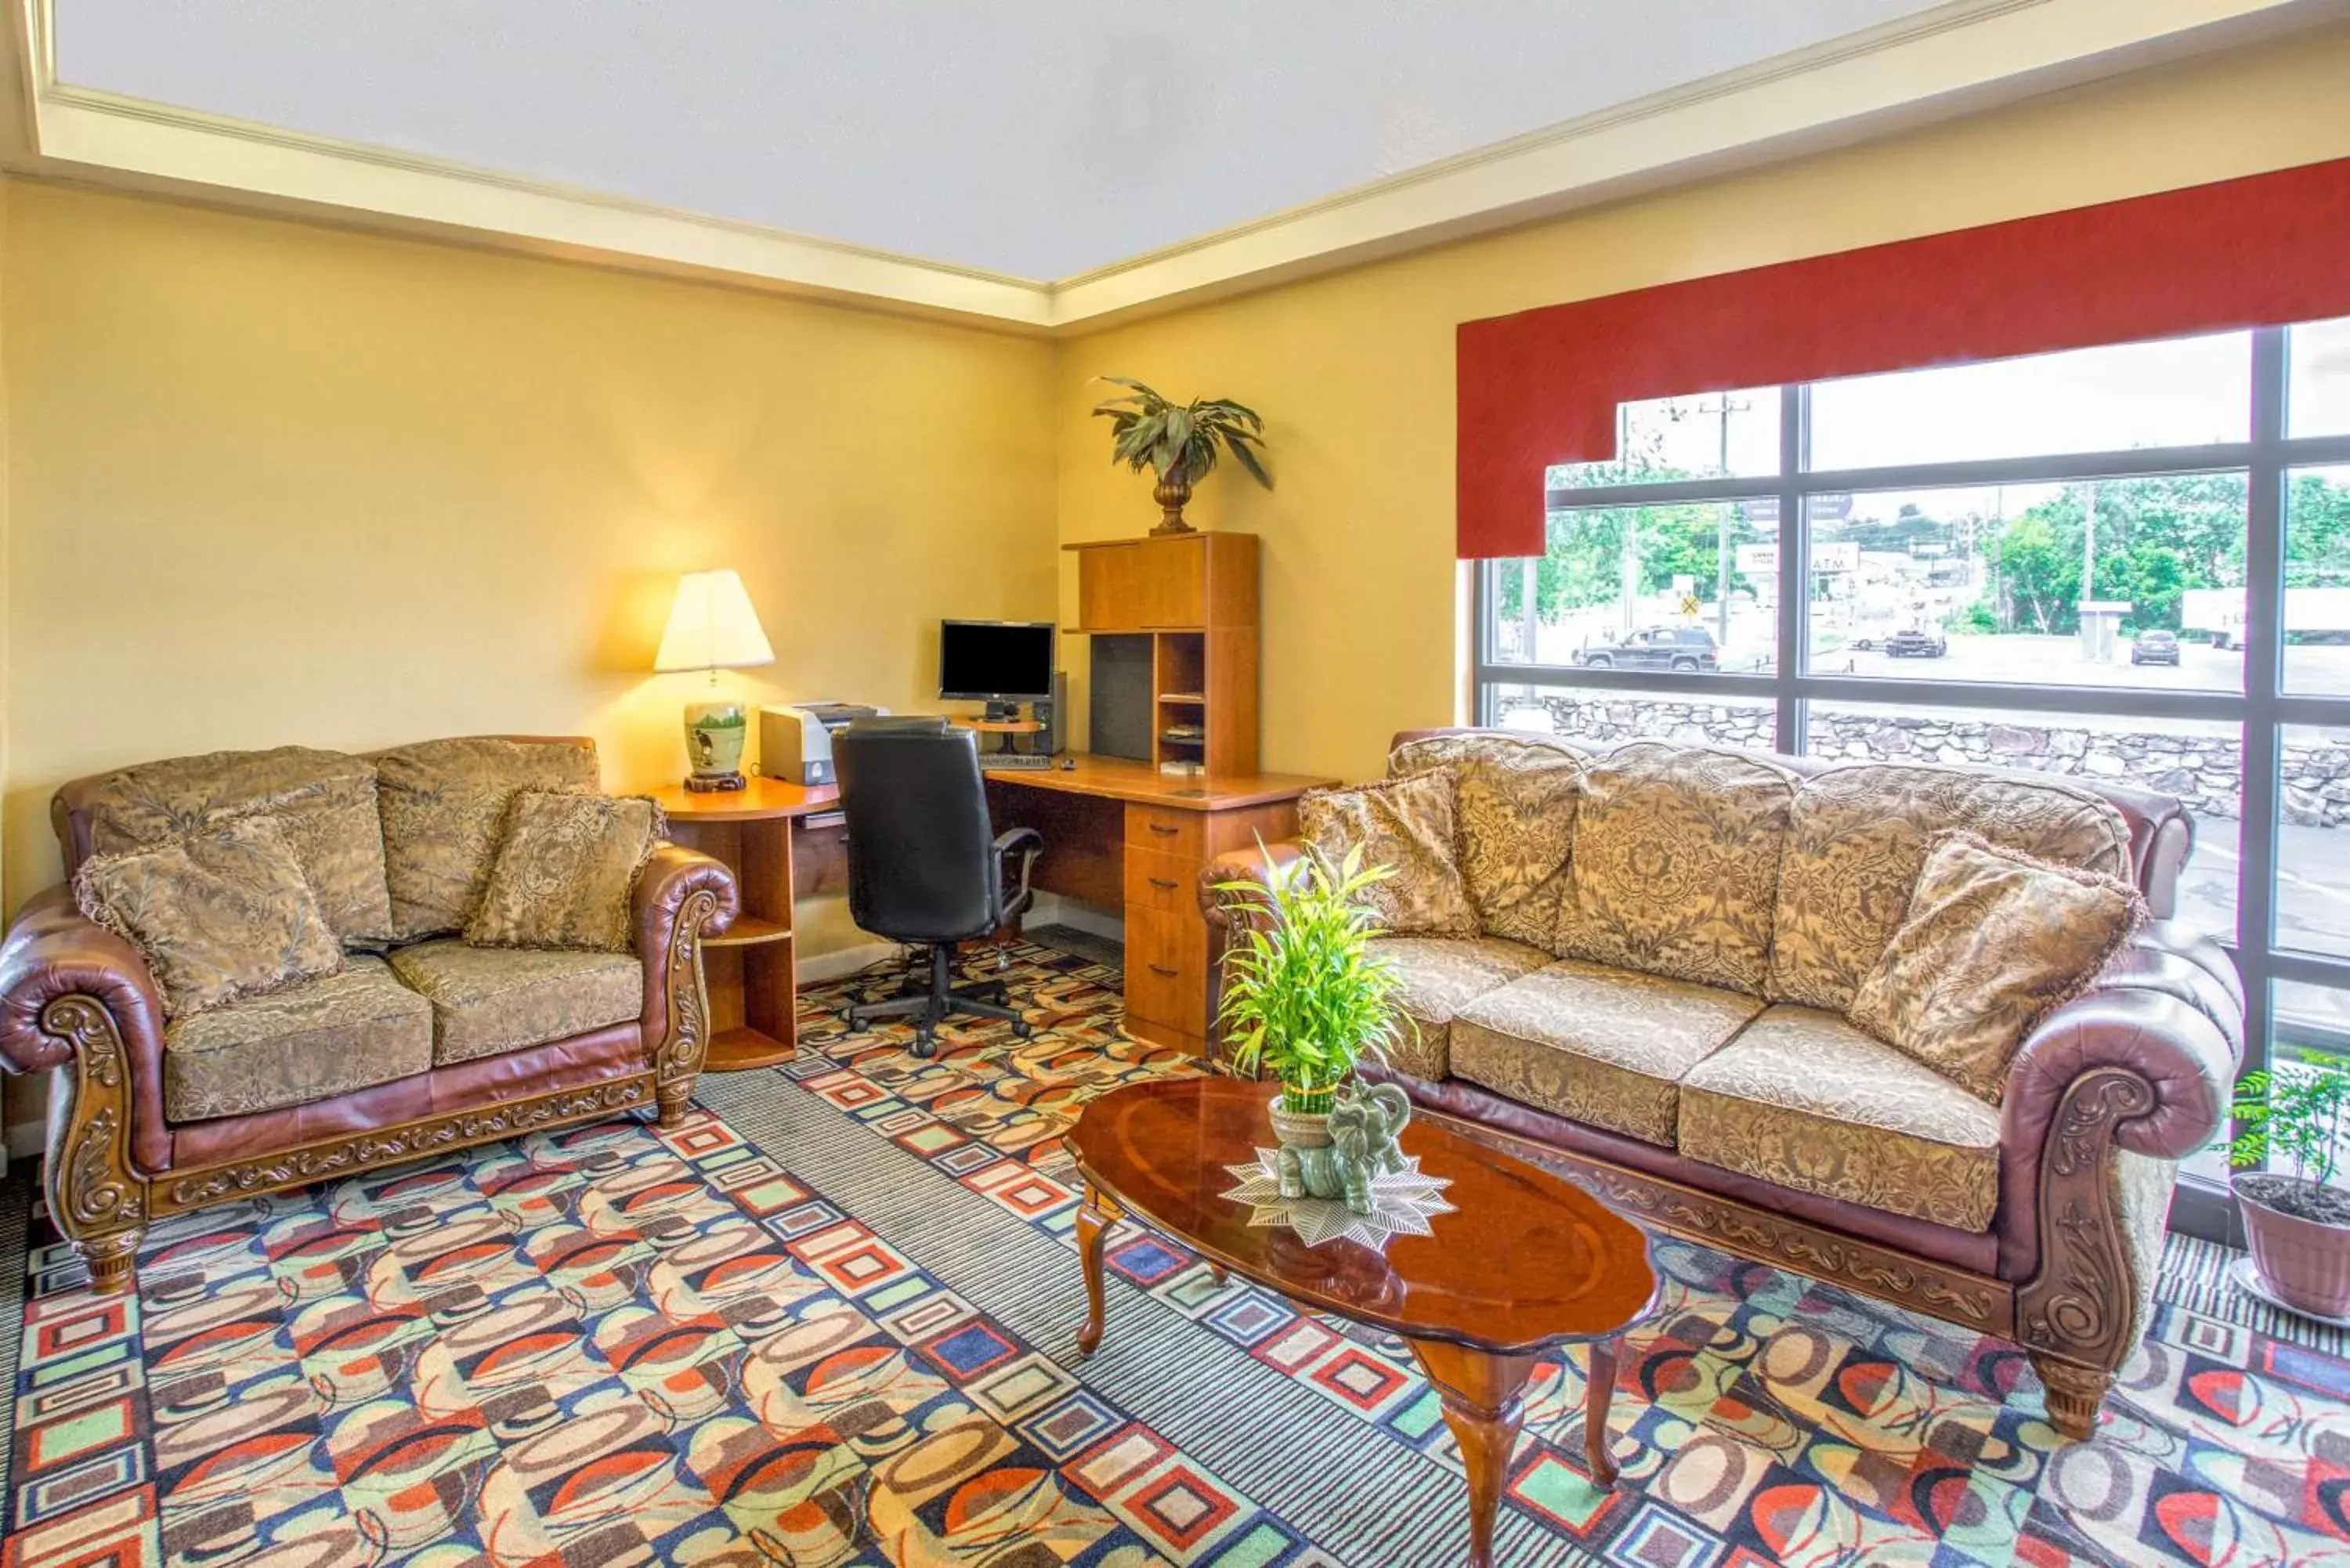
[630,841,739,1126]
[0,886,170,1292]
[1996,932,2240,1435]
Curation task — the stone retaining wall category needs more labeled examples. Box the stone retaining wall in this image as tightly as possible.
[1493,695,2350,829]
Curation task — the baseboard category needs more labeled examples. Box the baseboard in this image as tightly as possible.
[796,941,906,985]
[1026,893,1123,945]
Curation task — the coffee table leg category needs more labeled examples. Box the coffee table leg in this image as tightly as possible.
[1407,1339,1540,1568]
[1584,1335,1620,1488]
[1075,1182,1122,1358]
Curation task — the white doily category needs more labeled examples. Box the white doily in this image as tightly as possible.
[1219,1147,1455,1248]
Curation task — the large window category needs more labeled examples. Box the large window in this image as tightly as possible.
[1475,320,2350,1238]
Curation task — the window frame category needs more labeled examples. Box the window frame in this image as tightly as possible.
[1471,327,2350,1242]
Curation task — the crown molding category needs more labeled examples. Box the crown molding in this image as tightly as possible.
[5,0,2344,334]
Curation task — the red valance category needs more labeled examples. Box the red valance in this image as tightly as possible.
[1456,155,2350,558]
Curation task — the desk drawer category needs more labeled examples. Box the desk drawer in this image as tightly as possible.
[1125,804,1203,860]
[1123,849,1200,916]
[1125,908,1208,1038]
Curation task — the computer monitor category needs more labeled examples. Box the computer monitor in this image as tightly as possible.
[939,620,1056,702]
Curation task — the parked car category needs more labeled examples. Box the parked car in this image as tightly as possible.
[2131,628,2182,666]
[1884,627,1947,658]
[1575,625,1719,673]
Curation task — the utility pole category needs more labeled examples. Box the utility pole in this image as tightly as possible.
[2081,482,2098,602]
[1671,393,1754,642]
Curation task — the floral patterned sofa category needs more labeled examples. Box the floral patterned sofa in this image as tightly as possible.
[1205,728,2243,1440]
[0,735,737,1295]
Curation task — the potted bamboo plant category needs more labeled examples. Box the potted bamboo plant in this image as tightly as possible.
[1090,377,1271,536]
[2232,1050,2350,1318]
[1216,844,1404,1150]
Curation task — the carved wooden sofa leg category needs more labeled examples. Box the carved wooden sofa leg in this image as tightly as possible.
[2028,1352,2113,1443]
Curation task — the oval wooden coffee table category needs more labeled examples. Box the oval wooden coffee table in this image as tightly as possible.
[1068,1076,1657,1568]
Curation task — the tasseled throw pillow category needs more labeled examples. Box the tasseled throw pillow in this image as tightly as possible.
[74,815,344,1019]
[465,792,663,953]
[1847,829,2146,1104]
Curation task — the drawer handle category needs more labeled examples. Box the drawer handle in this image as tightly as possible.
[1148,963,1180,977]
[1148,823,1180,836]
[1148,877,1179,891]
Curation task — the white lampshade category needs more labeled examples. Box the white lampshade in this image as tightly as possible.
[654,569,775,674]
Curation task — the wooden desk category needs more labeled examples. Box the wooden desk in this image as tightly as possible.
[656,756,1331,1068]
[982,754,1332,1057]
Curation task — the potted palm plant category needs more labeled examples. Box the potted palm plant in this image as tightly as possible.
[1091,377,1272,536]
[2232,1050,2350,1318]
[1216,844,1404,1150]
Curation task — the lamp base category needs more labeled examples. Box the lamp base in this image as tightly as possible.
[682,771,748,793]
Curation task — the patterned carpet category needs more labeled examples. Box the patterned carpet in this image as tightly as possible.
[2,939,2348,1566]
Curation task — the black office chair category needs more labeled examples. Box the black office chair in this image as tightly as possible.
[835,717,1043,1057]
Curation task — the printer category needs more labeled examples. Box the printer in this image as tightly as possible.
[759,703,888,786]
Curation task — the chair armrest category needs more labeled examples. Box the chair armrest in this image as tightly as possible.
[993,827,1043,912]
[0,885,167,1078]
[1198,840,1307,931]
[633,843,739,1057]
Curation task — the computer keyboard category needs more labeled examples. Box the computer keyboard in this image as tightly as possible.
[978,753,1054,770]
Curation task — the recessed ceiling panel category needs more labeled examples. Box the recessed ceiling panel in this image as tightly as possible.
[55,0,1953,279]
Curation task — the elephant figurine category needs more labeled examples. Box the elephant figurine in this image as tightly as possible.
[1274,1078,1412,1215]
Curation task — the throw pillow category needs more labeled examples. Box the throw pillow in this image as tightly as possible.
[1390,732,1590,949]
[1556,742,1796,993]
[376,737,600,941]
[1847,829,2146,1104]
[1296,770,1477,937]
[74,815,344,1020]
[465,792,663,952]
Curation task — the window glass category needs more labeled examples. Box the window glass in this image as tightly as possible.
[1547,388,1781,490]
[1807,332,2251,472]
[2289,316,2350,439]
[2282,466,2350,695]
[2275,725,2350,961]
[1487,503,1770,674]
[1805,702,2240,948]
[2265,981,2350,1180]
[1802,478,2247,691]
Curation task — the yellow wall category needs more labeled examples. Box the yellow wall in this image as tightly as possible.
[1,182,1059,947]
[1052,22,2350,786]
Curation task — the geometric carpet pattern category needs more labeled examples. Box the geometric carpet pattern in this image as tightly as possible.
[0,938,2342,1566]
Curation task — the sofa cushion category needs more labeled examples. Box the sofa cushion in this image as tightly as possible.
[1298,771,1477,937]
[162,956,432,1122]
[75,816,346,1021]
[376,739,600,941]
[1557,742,1796,993]
[388,939,643,1066]
[83,745,393,947]
[1452,959,1764,1147]
[1766,761,2134,1013]
[467,793,662,952]
[1391,733,1590,949]
[1849,831,2146,1104]
[1677,1005,2003,1232]
[1365,935,1551,1079]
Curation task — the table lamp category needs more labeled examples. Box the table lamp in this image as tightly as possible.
[654,567,775,791]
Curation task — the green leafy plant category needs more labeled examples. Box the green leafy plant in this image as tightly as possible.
[1090,377,1272,490]
[1214,842,1404,1115]
[2232,1052,2350,1188]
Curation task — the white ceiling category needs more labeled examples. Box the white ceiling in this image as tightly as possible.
[52,0,1953,280]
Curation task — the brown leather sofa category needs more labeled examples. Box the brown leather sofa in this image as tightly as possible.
[1204,728,2242,1441]
[0,735,739,1296]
